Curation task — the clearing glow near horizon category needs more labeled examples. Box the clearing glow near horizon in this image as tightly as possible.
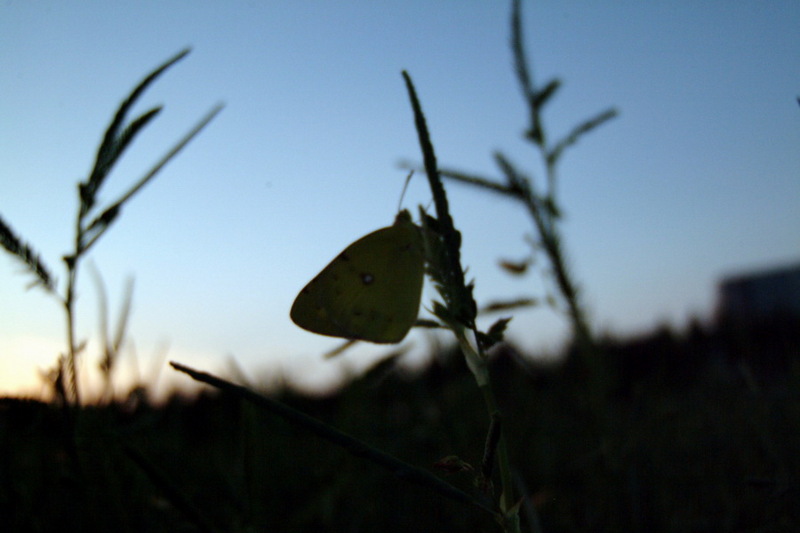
[1,2,798,398]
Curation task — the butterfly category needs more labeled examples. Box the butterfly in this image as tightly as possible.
[290,210,424,344]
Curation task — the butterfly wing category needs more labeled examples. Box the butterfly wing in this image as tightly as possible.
[290,212,424,343]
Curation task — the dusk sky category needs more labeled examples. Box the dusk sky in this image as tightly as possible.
[2,1,798,398]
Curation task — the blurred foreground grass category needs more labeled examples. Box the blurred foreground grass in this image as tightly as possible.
[2,316,797,532]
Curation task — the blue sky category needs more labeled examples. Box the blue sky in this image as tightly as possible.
[2,1,798,398]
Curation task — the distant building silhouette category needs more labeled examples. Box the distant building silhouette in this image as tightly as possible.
[716,261,800,323]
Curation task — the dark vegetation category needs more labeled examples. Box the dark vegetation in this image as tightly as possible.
[2,316,798,532]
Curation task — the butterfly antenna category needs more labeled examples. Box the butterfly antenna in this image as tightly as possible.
[397,170,414,212]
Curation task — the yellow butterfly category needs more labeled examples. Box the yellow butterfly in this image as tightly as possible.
[290,210,424,344]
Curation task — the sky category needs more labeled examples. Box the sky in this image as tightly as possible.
[2,1,798,399]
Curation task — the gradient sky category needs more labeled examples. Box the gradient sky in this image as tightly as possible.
[2,1,798,398]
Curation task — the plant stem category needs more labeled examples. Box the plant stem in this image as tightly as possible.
[64,250,81,405]
[456,329,520,533]
[170,361,498,517]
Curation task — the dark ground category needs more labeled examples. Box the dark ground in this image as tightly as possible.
[2,315,798,532]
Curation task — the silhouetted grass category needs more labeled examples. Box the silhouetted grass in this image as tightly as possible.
[2,49,222,531]
[2,320,798,531]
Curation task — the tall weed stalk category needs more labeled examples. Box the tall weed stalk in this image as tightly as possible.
[1,49,221,406]
[402,70,522,532]
[437,0,617,408]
